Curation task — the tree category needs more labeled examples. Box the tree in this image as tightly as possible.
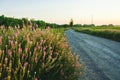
[69,18,73,27]
[0,15,5,26]
[22,18,29,27]
[18,19,23,28]
[35,20,46,28]
[108,24,114,27]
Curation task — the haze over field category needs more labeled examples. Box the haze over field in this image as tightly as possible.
[0,0,120,25]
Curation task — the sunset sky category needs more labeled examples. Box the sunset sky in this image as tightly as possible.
[0,0,120,25]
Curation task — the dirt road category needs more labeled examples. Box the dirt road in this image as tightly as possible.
[65,29,120,80]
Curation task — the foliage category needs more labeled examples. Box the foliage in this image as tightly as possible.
[0,15,70,29]
[73,26,120,42]
[0,26,83,80]
[0,15,24,28]
[69,19,73,27]
[35,20,46,28]
[22,18,29,27]
[0,15,5,26]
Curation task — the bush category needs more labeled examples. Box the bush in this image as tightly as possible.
[74,27,120,42]
[69,19,73,27]
[0,26,82,80]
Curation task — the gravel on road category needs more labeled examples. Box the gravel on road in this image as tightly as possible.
[65,29,120,80]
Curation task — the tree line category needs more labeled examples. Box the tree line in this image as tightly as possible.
[0,15,63,29]
[0,15,114,29]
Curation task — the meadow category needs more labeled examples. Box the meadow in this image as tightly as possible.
[0,26,83,80]
[73,26,120,42]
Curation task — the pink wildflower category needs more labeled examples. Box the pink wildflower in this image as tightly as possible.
[60,69,64,76]
[43,51,46,60]
[0,36,2,44]
[42,63,45,68]
[50,50,53,56]
[49,55,52,59]
[38,45,42,50]
[18,48,22,53]
[11,43,15,48]
[25,47,28,52]
[44,51,46,57]
[55,52,58,55]
[24,62,28,67]
[9,40,11,43]
[22,54,25,59]
[29,51,32,55]
[50,46,52,50]
[43,40,46,43]
[0,49,2,55]
[15,41,17,45]
[35,57,37,63]
[12,36,15,40]
[34,47,37,51]
[10,41,15,49]
[35,78,38,80]
[41,39,43,43]
[43,47,46,50]
[15,32,18,37]
[4,77,7,80]
[8,36,10,39]
[4,57,8,61]
[18,44,21,48]
[46,26,50,30]
[7,50,12,55]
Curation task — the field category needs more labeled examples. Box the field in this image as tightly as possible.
[73,26,120,42]
[0,26,83,80]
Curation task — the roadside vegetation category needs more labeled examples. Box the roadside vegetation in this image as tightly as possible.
[0,15,71,29]
[73,26,120,42]
[0,15,83,80]
[0,25,83,80]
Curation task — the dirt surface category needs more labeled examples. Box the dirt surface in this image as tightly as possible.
[65,29,120,80]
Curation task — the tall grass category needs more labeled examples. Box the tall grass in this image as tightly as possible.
[0,26,83,80]
[73,26,120,42]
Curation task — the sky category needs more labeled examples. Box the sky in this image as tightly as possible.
[0,0,120,25]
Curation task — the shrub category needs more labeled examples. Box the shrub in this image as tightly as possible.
[74,27,120,42]
[0,26,82,80]
[69,19,73,27]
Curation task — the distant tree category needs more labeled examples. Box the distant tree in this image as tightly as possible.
[50,23,57,28]
[108,24,114,27]
[35,20,46,28]
[62,24,69,28]
[30,19,35,26]
[83,24,89,27]
[0,15,5,26]
[22,18,29,27]
[30,19,36,30]
[89,24,95,27]
[4,17,10,28]
[18,19,23,28]
[74,24,82,27]
[69,19,73,27]
[101,25,108,27]
[46,23,58,28]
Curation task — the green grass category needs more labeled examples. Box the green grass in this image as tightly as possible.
[73,26,120,42]
[0,26,83,80]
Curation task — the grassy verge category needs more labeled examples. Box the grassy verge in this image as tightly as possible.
[73,27,120,42]
[0,26,83,80]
